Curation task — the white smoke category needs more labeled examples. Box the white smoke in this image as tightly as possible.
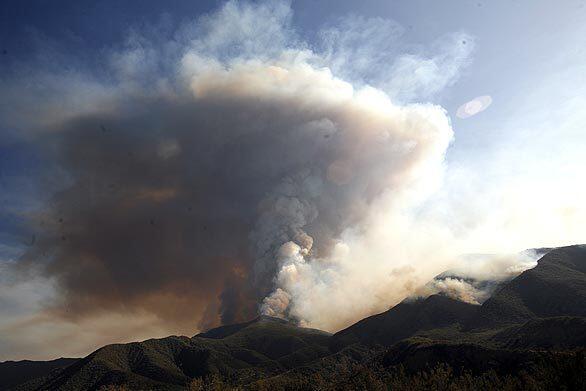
[424,278,488,305]
[412,251,541,306]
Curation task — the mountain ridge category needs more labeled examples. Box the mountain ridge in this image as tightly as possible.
[4,244,585,390]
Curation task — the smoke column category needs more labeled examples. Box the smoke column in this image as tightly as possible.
[2,0,551,345]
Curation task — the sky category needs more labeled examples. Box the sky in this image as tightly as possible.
[0,0,585,361]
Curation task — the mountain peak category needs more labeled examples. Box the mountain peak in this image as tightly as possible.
[196,314,295,340]
[256,314,291,323]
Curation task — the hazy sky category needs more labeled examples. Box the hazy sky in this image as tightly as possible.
[1,0,585,361]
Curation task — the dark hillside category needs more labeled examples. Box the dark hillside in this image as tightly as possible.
[19,316,331,391]
[331,294,477,349]
[0,358,77,391]
[492,316,586,350]
[475,245,586,327]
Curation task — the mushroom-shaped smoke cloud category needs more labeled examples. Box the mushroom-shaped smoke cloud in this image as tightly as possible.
[3,0,476,349]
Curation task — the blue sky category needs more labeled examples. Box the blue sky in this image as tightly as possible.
[1,0,585,360]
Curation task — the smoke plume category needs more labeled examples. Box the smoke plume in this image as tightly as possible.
[3,0,555,358]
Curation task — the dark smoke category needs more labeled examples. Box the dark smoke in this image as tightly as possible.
[18,95,332,326]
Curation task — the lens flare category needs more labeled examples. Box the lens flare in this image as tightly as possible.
[456,95,492,118]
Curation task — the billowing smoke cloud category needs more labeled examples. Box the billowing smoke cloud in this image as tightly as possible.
[4,0,550,358]
[17,54,453,332]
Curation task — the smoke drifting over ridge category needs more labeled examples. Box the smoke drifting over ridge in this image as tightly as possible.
[2,0,497,343]
[413,250,543,305]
